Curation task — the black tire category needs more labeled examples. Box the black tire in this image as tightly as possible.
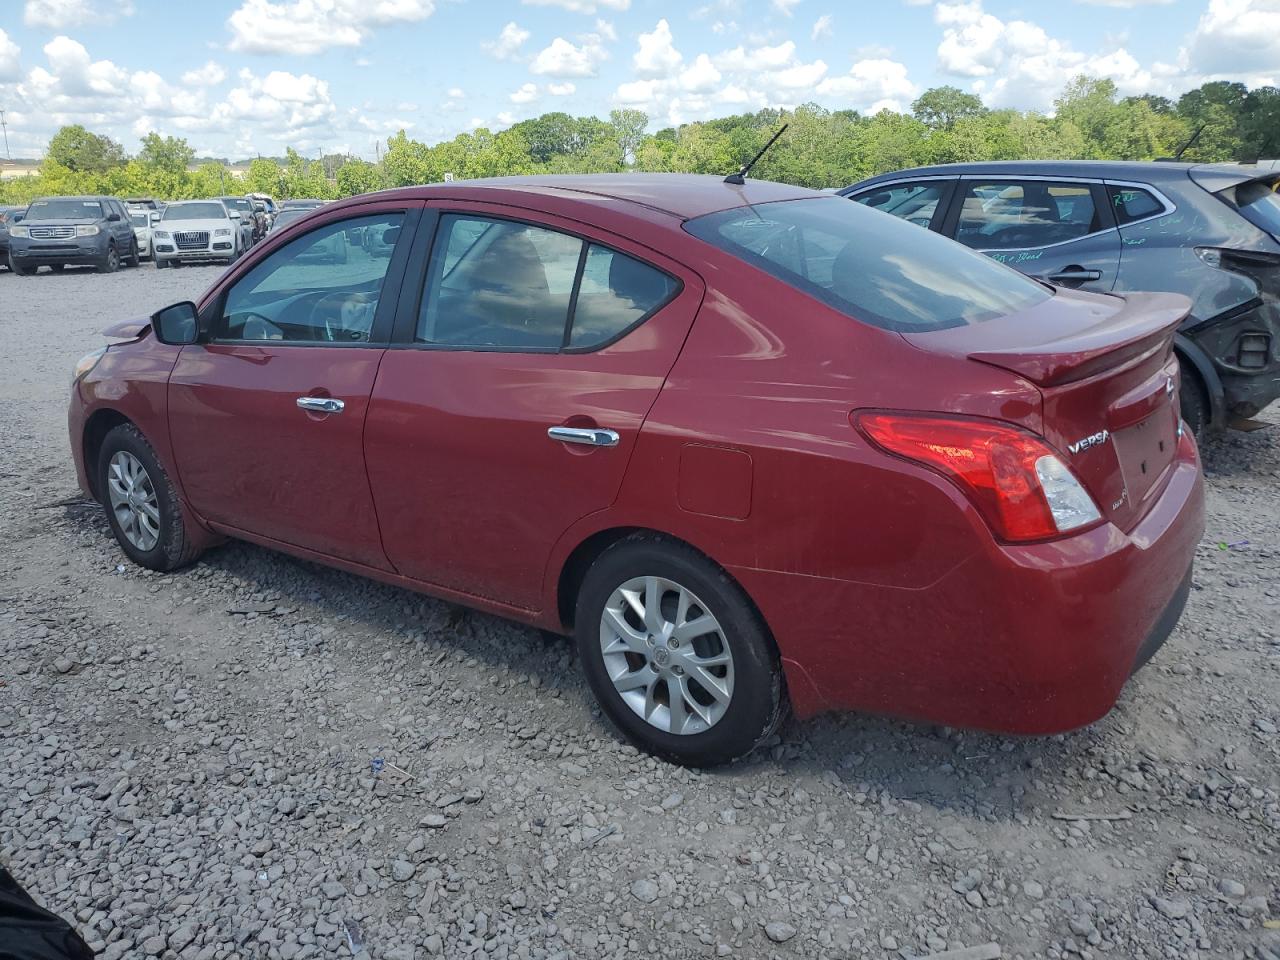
[97,243,119,274]
[97,423,203,572]
[125,239,140,268]
[8,253,34,276]
[154,257,168,269]
[1179,368,1210,437]
[575,534,785,767]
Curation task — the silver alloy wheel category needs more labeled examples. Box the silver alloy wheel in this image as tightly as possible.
[599,576,734,736]
[106,451,161,551]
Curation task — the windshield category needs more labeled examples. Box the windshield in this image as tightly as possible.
[1235,179,1280,238]
[685,197,1051,332]
[164,203,228,221]
[27,199,103,220]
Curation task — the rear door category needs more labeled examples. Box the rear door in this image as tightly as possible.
[363,204,704,610]
[944,178,1122,292]
[168,202,421,568]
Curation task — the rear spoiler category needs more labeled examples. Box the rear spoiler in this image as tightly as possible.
[1189,163,1280,194]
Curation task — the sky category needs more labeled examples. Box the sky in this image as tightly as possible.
[0,0,1277,161]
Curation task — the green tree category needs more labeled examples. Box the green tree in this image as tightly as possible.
[137,133,195,175]
[1240,86,1280,158]
[912,86,986,130]
[336,159,387,197]
[46,124,126,174]
[609,109,649,165]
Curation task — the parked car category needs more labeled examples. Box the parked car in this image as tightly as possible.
[216,196,259,247]
[0,205,26,268]
[266,207,310,234]
[842,161,1280,434]
[152,200,243,268]
[69,174,1204,766]
[7,195,140,275]
[127,209,153,261]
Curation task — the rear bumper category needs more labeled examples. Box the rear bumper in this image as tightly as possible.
[735,430,1205,733]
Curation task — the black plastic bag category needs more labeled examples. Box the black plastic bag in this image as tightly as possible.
[0,867,95,960]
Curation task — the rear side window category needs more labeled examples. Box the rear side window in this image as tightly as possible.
[956,181,1102,250]
[1230,178,1280,238]
[1108,185,1164,225]
[685,197,1050,333]
[417,214,678,351]
[851,181,947,229]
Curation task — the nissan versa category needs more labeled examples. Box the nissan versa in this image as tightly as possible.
[843,161,1280,435]
[69,175,1205,766]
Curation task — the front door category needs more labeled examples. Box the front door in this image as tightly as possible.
[364,205,703,610]
[168,204,420,569]
[946,178,1122,292]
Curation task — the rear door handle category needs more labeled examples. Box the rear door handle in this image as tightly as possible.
[296,396,345,414]
[1047,267,1102,283]
[548,426,620,447]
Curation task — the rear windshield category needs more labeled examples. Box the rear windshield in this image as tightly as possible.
[1234,179,1280,238]
[27,199,102,220]
[222,197,251,211]
[164,203,227,221]
[685,197,1051,332]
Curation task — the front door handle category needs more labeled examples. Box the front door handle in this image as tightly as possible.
[548,426,620,447]
[1046,267,1102,284]
[296,396,345,414]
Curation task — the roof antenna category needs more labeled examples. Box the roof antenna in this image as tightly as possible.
[724,123,788,185]
[1168,122,1206,162]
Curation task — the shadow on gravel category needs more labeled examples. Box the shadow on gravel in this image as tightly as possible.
[1197,424,1278,479]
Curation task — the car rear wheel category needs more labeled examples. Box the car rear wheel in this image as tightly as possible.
[125,239,140,268]
[575,534,784,766]
[98,423,203,572]
[1179,369,1210,437]
[97,243,119,274]
[48,264,65,273]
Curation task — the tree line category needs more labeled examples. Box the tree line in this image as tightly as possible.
[2,77,1277,207]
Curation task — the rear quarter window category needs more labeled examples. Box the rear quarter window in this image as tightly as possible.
[685,197,1051,333]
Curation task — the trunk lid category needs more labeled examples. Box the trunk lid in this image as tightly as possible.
[903,288,1191,532]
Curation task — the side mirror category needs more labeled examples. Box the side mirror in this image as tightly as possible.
[107,212,122,222]
[152,301,200,346]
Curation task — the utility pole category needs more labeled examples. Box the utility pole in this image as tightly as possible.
[0,109,10,160]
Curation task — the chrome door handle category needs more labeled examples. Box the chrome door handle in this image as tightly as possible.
[548,426,620,447]
[296,396,345,414]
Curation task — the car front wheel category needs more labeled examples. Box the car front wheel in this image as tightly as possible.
[97,243,119,274]
[8,253,34,276]
[575,534,785,767]
[98,423,203,571]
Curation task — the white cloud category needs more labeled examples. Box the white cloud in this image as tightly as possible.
[1076,0,1172,5]
[714,40,796,72]
[509,82,539,103]
[547,81,576,95]
[485,21,530,60]
[772,0,802,14]
[634,19,682,77]
[24,0,133,29]
[530,32,609,77]
[181,61,227,87]
[811,13,833,41]
[521,0,629,11]
[227,0,435,55]
[816,58,917,113]
[0,29,20,82]
[447,87,464,99]
[1185,0,1280,78]
[680,53,722,92]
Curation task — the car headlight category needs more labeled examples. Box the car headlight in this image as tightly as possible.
[74,346,107,382]
[76,224,100,237]
[214,228,232,237]
[153,230,170,239]
[9,225,28,238]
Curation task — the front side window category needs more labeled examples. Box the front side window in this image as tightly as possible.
[417,214,677,351]
[686,197,1050,333]
[852,182,946,229]
[956,181,1102,250]
[221,213,404,343]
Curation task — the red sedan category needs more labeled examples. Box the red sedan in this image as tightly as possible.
[69,175,1204,766]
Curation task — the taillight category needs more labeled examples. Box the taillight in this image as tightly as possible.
[853,412,1102,543]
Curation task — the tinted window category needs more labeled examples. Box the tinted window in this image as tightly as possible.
[852,182,946,228]
[956,182,1101,250]
[418,215,581,349]
[1108,185,1164,225]
[164,203,228,221]
[571,245,678,349]
[27,199,103,220]
[221,213,404,343]
[686,196,1050,332]
[1233,179,1280,237]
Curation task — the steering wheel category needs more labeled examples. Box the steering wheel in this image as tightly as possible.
[235,311,284,341]
[318,293,377,343]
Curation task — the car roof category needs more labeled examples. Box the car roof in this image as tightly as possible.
[338,174,826,222]
[846,160,1272,191]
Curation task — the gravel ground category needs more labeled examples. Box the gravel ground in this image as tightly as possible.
[1,262,1277,960]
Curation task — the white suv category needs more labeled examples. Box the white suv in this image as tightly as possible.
[153,200,244,268]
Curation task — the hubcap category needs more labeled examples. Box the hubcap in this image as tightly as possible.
[106,451,160,551]
[599,576,734,736]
